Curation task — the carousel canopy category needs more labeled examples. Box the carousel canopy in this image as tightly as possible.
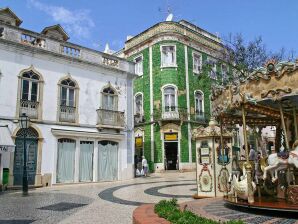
[211,60,298,125]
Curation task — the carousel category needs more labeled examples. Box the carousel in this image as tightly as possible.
[211,60,298,212]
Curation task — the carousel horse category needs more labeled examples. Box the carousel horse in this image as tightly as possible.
[263,141,298,182]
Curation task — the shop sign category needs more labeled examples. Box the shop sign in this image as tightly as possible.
[135,137,143,148]
[0,146,8,152]
[164,133,178,141]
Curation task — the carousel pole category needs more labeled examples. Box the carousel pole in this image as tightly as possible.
[293,107,298,141]
[219,117,228,198]
[279,102,290,150]
[241,103,254,204]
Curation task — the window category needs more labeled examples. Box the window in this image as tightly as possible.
[60,78,76,107]
[221,64,228,84]
[163,86,176,112]
[195,91,204,115]
[161,45,176,67]
[21,71,39,102]
[59,77,77,123]
[193,52,202,74]
[134,55,143,76]
[208,58,217,80]
[19,70,41,119]
[135,93,143,115]
[102,86,117,111]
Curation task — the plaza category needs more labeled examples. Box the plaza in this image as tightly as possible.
[0,1,298,223]
[0,172,298,224]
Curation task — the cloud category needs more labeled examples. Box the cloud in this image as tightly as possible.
[28,0,95,39]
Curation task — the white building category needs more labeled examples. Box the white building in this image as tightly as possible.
[0,8,137,187]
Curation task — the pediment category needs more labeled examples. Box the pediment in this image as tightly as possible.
[41,24,69,41]
[0,7,22,26]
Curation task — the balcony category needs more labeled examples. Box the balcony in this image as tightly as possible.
[97,108,125,129]
[154,107,187,122]
[20,99,39,119]
[59,105,76,123]
[21,33,45,48]
[190,111,210,124]
[134,113,145,125]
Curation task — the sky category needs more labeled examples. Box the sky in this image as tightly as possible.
[1,0,297,55]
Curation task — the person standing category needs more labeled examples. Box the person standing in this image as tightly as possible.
[142,156,148,177]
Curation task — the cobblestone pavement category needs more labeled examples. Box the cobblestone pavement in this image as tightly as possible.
[1,172,297,224]
[185,198,298,224]
[0,172,196,224]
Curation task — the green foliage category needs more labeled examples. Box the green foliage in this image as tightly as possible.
[154,199,244,224]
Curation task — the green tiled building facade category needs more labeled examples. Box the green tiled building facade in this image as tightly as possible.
[120,20,229,172]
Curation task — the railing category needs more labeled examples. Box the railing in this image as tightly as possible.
[20,99,39,119]
[0,24,135,73]
[153,107,210,124]
[97,108,125,128]
[61,45,80,57]
[21,33,45,48]
[134,113,145,124]
[102,56,119,68]
[59,105,76,123]
[154,107,188,121]
[190,111,210,124]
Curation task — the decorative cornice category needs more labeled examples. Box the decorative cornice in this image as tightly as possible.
[248,61,297,82]
[124,22,223,56]
[192,125,232,139]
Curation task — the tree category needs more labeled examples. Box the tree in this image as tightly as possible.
[217,33,296,84]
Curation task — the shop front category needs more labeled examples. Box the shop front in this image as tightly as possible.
[0,125,15,189]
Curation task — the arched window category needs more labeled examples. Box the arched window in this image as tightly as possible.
[19,70,41,119]
[102,86,117,111]
[163,86,176,112]
[59,77,77,123]
[135,93,143,115]
[60,78,76,107]
[195,91,204,116]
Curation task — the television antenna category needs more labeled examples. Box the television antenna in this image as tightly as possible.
[158,0,174,21]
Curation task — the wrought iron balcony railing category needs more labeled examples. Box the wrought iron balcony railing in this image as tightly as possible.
[97,108,125,128]
[190,111,211,124]
[153,107,188,121]
[20,99,39,119]
[134,113,145,124]
[152,107,210,124]
[59,105,76,123]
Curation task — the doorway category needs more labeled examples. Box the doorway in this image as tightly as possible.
[98,141,118,181]
[14,128,38,185]
[164,142,178,170]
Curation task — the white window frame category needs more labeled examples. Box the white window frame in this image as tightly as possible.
[194,90,204,114]
[160,44,177,68]
[161,84,178,113]
[208,57,217,80]
[61,86,75,107]
[192,51,202,75]
[21,77,39,102]
[134,54,143,76]
[101,85,118,111]
[134,92,143,115]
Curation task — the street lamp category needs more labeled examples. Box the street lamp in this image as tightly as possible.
[19,113,30,196]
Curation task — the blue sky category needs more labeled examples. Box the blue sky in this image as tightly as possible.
[1,0,297,55]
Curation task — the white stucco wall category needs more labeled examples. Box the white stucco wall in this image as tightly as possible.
[0,41,135,185]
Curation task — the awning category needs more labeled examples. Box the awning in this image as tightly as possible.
[0,126,15,153]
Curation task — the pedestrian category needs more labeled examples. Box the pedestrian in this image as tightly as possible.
[249,145,256,161]
[134,155,138,177]
[142,156,148,177]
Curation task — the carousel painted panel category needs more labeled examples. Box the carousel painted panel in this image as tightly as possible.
[196,139,214,197]
[214,137,233,196]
